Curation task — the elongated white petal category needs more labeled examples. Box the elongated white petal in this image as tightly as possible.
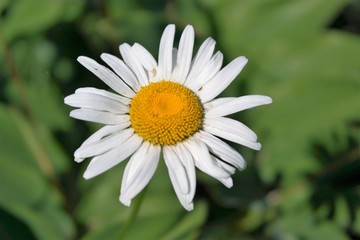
[120,143,160,206]
[163,146,189,194]
[218,177,233,188]
[83,134,142,179]
[184,137,230,179]
[74,124,130,162]
[78,124,129,147]
[197,57,248,103]
[171,25,194,84]
[75,87,130,105]
[174,143,196,202]
[164,146,193,210]
[158,24,175,80]
[185,37,216,86]
[216,159,236,175]
[196,131,246,170]
[186,136,233,187]
[186,51,223,91]
[165,155,194,211]
[190,38,216,71]
[119,43,149,86]
[205,95,273,117]
[77,56,135,98]
[100,53,140,92]
[132,43,157,72]
[70,109,129,125]
[65,92,128,114]
[187,135,234,187]
[203,97,235,110]
[169,177,194,210]
[75,128,134,159]
[204,117,257,141]
[121,142,150,193]
[203,119,261,150]
[209,155,234,188]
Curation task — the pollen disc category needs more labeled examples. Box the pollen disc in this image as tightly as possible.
[130,81,203,145]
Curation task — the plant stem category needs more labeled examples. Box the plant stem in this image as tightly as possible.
[116,188,147,239]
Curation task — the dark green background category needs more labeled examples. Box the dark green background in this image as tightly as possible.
[1,0,360,239]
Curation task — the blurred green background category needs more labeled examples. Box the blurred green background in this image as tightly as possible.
[1,0,360,239]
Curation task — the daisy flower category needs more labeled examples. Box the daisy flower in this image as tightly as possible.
[65,24,272,211]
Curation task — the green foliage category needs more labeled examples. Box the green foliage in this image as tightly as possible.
[0,106,74,239]
[1,0,359,239]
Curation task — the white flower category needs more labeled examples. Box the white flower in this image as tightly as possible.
[65,24,272,211]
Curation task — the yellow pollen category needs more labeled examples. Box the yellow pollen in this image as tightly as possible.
[130,81,203,146]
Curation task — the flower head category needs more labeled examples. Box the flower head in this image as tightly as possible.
[65,24,272,211]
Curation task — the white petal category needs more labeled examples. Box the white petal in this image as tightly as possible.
[204,117,258,142]
[158,24,175,80]
[121,141,150,192]
[173,143,196,202]
[83,134,142,179]
[186,51,223,91]
[100,53,140,92]
[132,43,157,72]
[183,137,230,179]
[170,25,194,84]
[210,155,235,188]
[197,56,248,103]
[70,109,129,125]
[120,143,160,206]
[203,118,261,150]
[196,131,246,170]
[64,92,128,114]
[77,56,135,98]
[205,95,273,117]
[75,87,130,105]
[163,146,189,194]
[164,147,193,211]
[218,177,233,188]
[165,156,194,211]
[75,128,134,159]
[119,43,149,86]
[78,124,129,146]
[216,159,236,175]
[185,37,216,86]
[203,97,235,110]
[74,124,130,163]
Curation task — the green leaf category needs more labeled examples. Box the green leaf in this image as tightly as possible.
[174,0,213,37]
[0,0,9,12]
[0,154,47,206]
[206,0,360,185]
[160,201,207,240]
[0,208,37,240]
[252,32,360,184]
[0,104,75,239]
[334,197,351,228]
[3,0,84,40]
[5,202,75,240]
[5,37,72,131]
[214,0,346,60]
[6,100,69,175]
[353,207,360,236]
[267,205,348,240]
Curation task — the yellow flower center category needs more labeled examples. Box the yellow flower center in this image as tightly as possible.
[129,81,203,145]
